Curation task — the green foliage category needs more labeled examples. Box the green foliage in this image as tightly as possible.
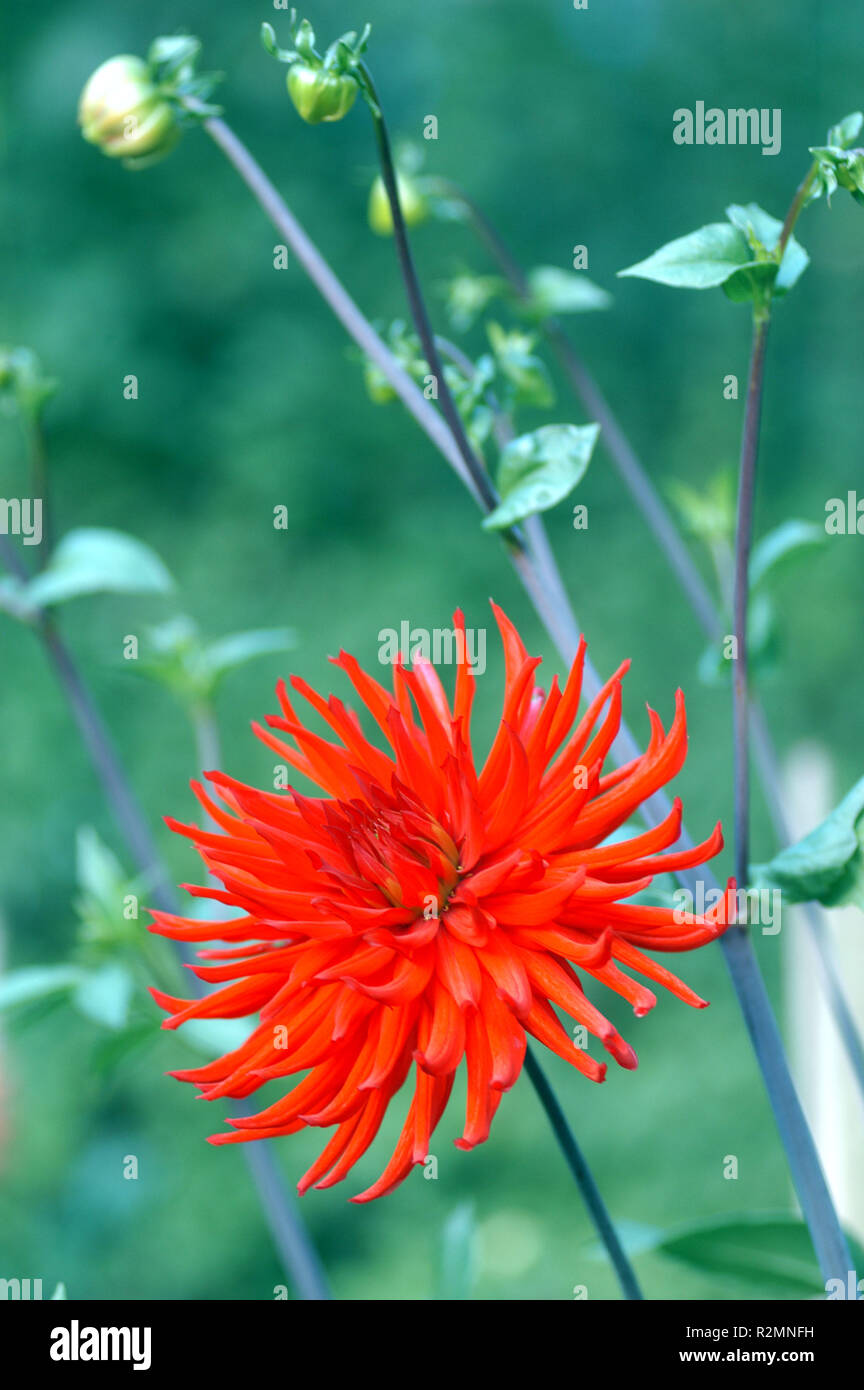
[0,828,161,1040]
[483,423,599,530]
[648,1213,864,1296]
[21,528,174,608]
[809,112,864,205]
[520,266,611,319]
[486,322,554,408]
[667,472,736,546]
[749,519,825,589]
[0,964,84,1013]
[132,615,296,705]
[619,205,808,305]
[753,774,864,910]
[442,274,508,333]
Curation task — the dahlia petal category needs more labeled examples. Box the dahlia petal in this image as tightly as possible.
[523,997,607,1082]
[414,979,466,1077]
[436,931,483,1010]
[479,936,533,1016]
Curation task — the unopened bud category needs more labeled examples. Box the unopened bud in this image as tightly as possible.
[286,64,359,124]
[79,55,180,166]
[368,174,429,236]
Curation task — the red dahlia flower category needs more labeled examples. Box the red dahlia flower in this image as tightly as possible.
[150,605,731,1201]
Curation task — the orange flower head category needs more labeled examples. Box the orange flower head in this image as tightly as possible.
[150,605,732,1201]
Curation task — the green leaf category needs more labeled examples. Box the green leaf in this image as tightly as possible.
[483,423,599,531]
[619,209,808,303]
[725,204,809,298]
[697,593,777,686]
[73,826,142,951]
[0,964,83,1012]
[809,144,864,203]
[521,266,611,319]
[487,323,554,409]
[24,528,174,608]
[203,628,296,687]
[134,617,295,704]
[73,962,134,1031]
[667,472,736,545]
[753,775,864,910]
[0,575,40,624]
[653,1213,864,1296]
[77,826,126,904]
[828,111,864,148]
[443,274,506,333]
[749,519,825,588]
[619,223,753,290]
[437,1204,477,1300]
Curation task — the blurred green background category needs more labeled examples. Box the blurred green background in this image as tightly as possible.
[2,0,863,1300]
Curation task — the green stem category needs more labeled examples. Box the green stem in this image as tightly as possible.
[357,67,499,515]
[524,1048,643,1300]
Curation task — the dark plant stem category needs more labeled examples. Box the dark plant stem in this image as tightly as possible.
[732,311,770,894]
[524,1048,643,1300]
[193,120,852,1282]
[0,534,331,1301]
[359,70,499,515]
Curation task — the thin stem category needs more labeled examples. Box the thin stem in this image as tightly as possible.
[195,108,484,511]
[524,1048,643,1300]
[732,312,770,893]
[0,534,331,1301]
[358,69,499,515]
[195,120,852,1281]
[777,163,818,261]
[435,335,514,449]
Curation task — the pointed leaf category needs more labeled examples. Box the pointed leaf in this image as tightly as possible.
[0,965,83,1012]
[619,223,753,290]
[24,529,174,607]
[483,424,599,531]
[522,267,611,318]
[654,1213,864,1295]
[749,519,825,589]
[203,628,297,687]
[753,775,864,909]
[725,203,809,297]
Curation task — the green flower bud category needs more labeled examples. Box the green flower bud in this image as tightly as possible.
[368,174,429,236]
[79,55,181,166]
[286,63,358,124]
[363,359,397,405]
